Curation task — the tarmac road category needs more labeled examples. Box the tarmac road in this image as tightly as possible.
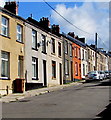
[2,79,110,119]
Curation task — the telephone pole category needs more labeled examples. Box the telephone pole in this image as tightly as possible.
[95,33,98,71]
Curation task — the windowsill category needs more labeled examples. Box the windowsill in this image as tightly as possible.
[42,51,47,54]
[32,48,38,51]
[32,78,39,80]
[16,40,24,44]
[65,74,69,76]
[58,55,62,58]
[65,53,68,55]
[0,34,11,39]
[0,77,10,80]
[52,77,56,80]
[51,53,56,55]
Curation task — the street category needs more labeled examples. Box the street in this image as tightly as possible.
[2,79,110,119]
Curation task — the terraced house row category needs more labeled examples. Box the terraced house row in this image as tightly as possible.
[0,1,110,95]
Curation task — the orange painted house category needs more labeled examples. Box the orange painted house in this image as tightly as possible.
[72,43,82,81]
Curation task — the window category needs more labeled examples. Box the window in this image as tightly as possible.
[32,57,38,80]
[65,59,69,75]
[78,48,81,59]
[58,42,61,57]
[52,61,56,78]
[1,16,9,36]
[32,29,37,49]
[75,62,78,76]
[70,44,72,56]
[85,51,87,60]
[65,40,68,54]
[41,34,46,53]
[82,49,84,60]
[17,24,23,42]
[74,46,78,57]
[18,56,23,78]
[1,51,9,79]
[83,64,85,76]
[51,38,55,54]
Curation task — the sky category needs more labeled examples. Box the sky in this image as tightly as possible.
[0,0,110,51]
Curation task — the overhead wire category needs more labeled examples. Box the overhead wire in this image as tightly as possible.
[43,0,108,51]
[43,0,94,36]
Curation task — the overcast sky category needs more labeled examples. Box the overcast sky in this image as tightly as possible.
[0,0,109,51]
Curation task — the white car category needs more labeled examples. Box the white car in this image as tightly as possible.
[98,71,105,80]
[85,71,101,82]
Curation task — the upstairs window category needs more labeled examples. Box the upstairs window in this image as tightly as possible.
[78,48,81,59]
[82,49,84,60]
[65,40,68,54]
[51,38,55,54]
[1,16,9,36]
[70,44,72,57]
[58,42,61,57]
[41,34,46,53]
[32,30,37,49]
[17,24,23,42]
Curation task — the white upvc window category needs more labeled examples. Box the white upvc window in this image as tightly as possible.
[17,24,23,42]
[32,29,37,49]
[1,51,9,79]
[1,16,9,36]
[32,57,38,80]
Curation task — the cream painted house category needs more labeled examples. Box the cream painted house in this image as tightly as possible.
[0,3,25,95]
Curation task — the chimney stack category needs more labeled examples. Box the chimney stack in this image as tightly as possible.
[39,17,50,30]
[4,1,18,15]
[51,24,60,36]
[68,32,75,38]
[78,38,85,43]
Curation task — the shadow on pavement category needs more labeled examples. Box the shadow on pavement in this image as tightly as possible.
[93,102,111,120]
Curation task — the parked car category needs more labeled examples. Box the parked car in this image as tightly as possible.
[98,71,105,80]
[109,71,111,78]
[104,70,110,79]
[85,71,101,82]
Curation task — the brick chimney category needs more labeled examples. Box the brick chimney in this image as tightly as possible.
[4,1,18,15]
[51,24,60,35]
[68,32,75,38]
[78,38,85,43]
[39,17,50,30]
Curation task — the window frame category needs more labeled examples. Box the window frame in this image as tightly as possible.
[52,60,56,79]
[1,16,9,37]
[58,42,61,57]
[32,29,37,50]
[65,40,68,54]
[65,59,69,75]
[1,51,10,79]
[32,57,38,80]
[41,34,46,54]
[51,38,55,54]
[17,24,23,43]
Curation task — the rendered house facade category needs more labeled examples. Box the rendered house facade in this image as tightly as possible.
[25,17,63,89]
[0,2,25,95]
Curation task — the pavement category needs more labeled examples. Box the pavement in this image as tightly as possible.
[0,81,84,103]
